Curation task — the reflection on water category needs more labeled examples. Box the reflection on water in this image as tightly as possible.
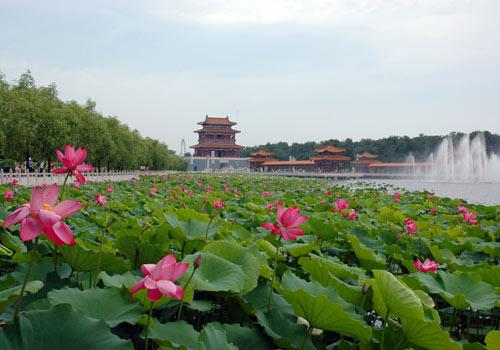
[336,179,500,205]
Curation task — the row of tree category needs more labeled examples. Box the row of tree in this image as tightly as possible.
[0,71,187,171]
[241,132,500,162]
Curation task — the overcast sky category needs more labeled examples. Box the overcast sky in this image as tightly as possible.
[1,0,499,152]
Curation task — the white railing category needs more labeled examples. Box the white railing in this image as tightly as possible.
[0,170,181,187]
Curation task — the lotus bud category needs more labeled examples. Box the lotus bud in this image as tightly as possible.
[194,255,202,269]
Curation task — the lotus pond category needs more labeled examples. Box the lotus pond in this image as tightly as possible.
[1,174,499,350]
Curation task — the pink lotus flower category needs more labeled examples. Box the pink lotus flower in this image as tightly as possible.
[266,203,274,210]
[427,194,434,200]
[431,207,437,216]
[106,186,113,193]
[130,254,189,301]
[213,200,225,209]
[347,209,357,220]
[10,179,19,186]
[224,183,230,192]
[52,145,94,183]
[262,191,271,197]
[413,258,439,273]
[198,181,203,189]
[2,184,82,245]
[188,190,194,196]
[463,212,478,224]
[72,182,80,189]
[325,189,333,196]
[393,192,401,202]
[94,192,108,206]
[150,187,158,196]
[335,199,349,212]
[4,190,14,201]
[274,199,281,206]
[457,206,468,214]
[405,218,417,234]
[261,205,308,241]
[178,184,185,192]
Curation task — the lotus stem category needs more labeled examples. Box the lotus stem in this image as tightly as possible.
[177,259,199,320]
[94,234,104,288]
[267,239,280,313]
[59,172,71,201]
[299,326,313,350]
[145,302,154,350]
[94,219,111,288]
[53,172,70,273]
[13,238,39,320]
[204,217,213,242]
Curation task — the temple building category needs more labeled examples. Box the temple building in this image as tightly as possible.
[310,145,351,173]
[187,116,249,171]
[191,116,244,157]
[250,145,352,173]
[249,150,275,171]
[352,151,381,172]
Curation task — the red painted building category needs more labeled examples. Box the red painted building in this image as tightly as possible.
[191,116,244,157]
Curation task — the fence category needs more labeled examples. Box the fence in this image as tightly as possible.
[0,170,179,187]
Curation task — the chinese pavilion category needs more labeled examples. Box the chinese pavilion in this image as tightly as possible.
[191,116,244,157]
[309,145,351,172]
[251,144,352,173]
[249,150,275,171]
[352,151,380,172]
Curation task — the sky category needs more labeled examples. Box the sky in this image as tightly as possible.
[1,0,499,153]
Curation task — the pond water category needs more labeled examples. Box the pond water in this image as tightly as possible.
[335,179,500,206]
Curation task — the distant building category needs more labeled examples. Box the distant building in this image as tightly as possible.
[191,116,243,157]
[187,116,249,171]
[250,145,352,173]
[248,150,275,171]
[352,151,381,172]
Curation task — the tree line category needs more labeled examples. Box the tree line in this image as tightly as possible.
[0,71,187,171]
[241,132,500,162]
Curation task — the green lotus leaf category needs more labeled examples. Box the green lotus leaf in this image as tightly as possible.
[283,242,318,257]
[47,287,144,327]
[184,252,245,293]
[369,270,424,321]
[0,280,44,314]
[0,304,133,349]
[413,271,498,310]
[299,256,363,305]
[348,234,386,269]
[202,240,266,294]
[242,283,316,350]
[485,330,500,350]
[148,320,199,349]
[401,318,461,350]
[59,244,129,273]
[281,271,371,342]
[198,323,238,350]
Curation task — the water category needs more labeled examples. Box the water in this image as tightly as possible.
[425,133,500,182]
[337,179,500,205]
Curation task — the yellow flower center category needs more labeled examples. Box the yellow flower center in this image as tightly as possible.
[43,203,53,211]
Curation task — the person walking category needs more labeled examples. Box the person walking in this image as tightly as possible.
[26,157,33,173]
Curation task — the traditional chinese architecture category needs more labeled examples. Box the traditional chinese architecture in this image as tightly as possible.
[352,151,381,172]
[255,144,352,173]
[249,150,275,171]
[191,116,244,157]
[310,145,351,173]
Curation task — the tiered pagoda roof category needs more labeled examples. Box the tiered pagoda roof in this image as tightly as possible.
[315,145,346,154]
[353,151,380,165]
[190,115,243,157]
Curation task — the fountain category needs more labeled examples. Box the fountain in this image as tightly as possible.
[427,133,500,182]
